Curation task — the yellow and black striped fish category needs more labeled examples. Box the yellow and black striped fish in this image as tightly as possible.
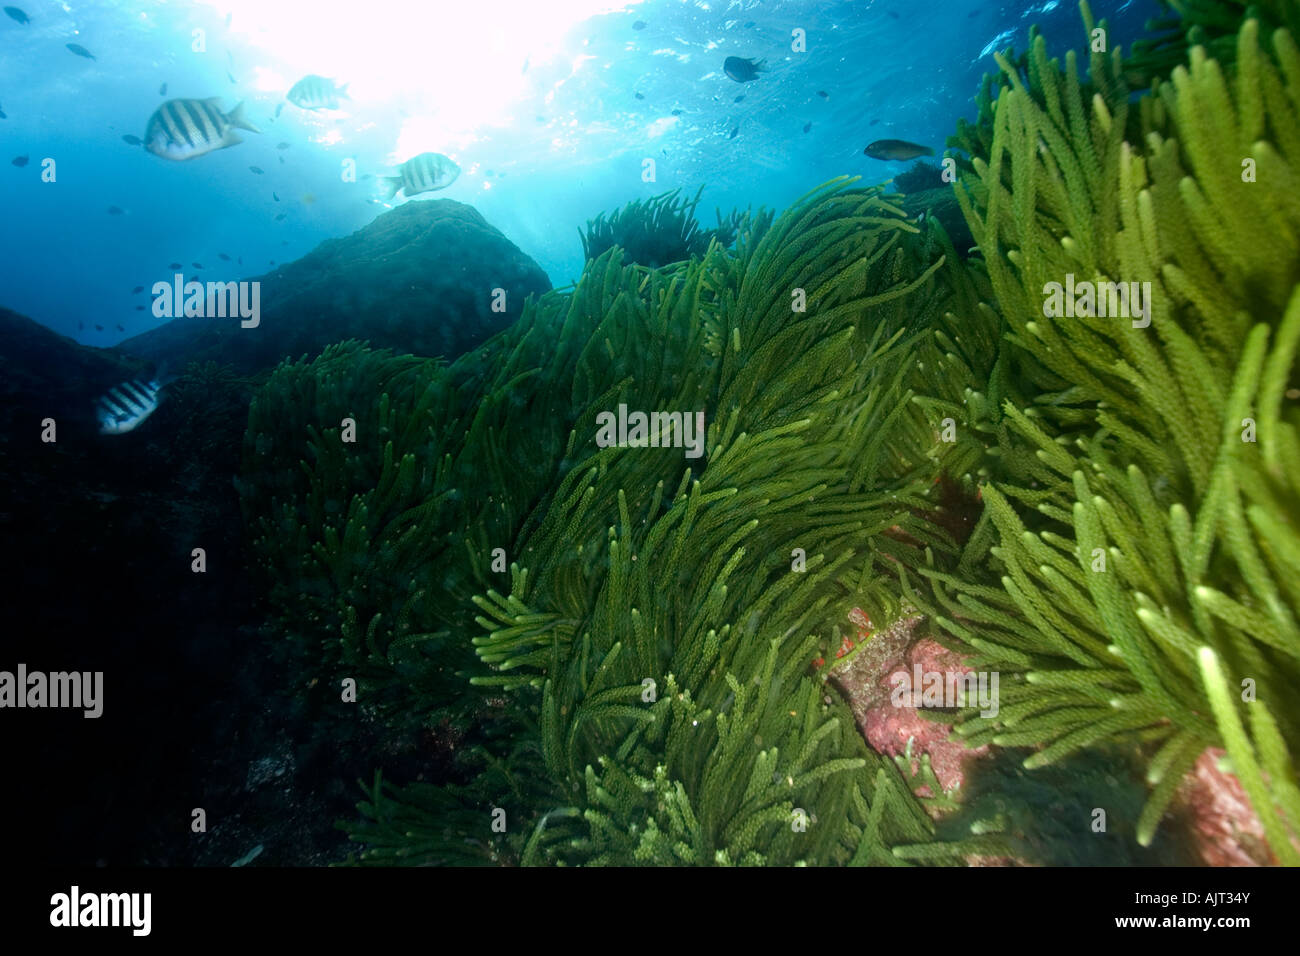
[144,98,261,161]
[383,152,460,200]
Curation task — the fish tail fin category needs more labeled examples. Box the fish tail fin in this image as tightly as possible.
[382,177,402,201]
[338,83,351,100]
[154,362,177,388]
[227,100,262,134]
[923,146,936,157]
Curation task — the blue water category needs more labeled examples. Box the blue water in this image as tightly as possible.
[1,0,1160,348]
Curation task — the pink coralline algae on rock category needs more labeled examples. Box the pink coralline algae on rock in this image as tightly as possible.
[861,637,990,798]
[1176,747,1277,866]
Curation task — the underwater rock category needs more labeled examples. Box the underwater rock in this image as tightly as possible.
[0,306,268,864]
[116,200,551,377]
[857,636,991,798]
[1174,747,1275,866]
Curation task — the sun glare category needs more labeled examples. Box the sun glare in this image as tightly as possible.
[198,0,640,160]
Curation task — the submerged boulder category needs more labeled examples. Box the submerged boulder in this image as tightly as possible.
[116,200,552,376]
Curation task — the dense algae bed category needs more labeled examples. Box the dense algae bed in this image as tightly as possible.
[233,1,1300,865]
[5,0,1296,867]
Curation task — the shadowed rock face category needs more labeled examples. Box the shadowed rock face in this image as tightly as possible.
[0,201,551,865]
[115,199,552,376]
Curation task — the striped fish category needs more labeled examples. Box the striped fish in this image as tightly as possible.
[383,152,460,200]
[286,75,349,111]
[95,378,164,435]
[145,98,261,161]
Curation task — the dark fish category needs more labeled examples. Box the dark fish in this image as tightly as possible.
[870,118,881,126]
[107,205,124,215]
[134,305,144,311]
[11,154,28,166]
[227,71,236,84]
[4,6,28,24]
[671,109,683,116]
[817,90,829,99]
[169,262,182,269]
[635,92,645,100]
[276,142,290,149]
[969,8,981,17]
[66,43,96,60]
[146,98,260,160]
[132,286,143,293]
[0,104,6,120]
[94,324,103,331]
[115,324,124,331]
[238,256,242,264]
[278,155,284,164]
[864,139,933,161]
[728,126,739,139]
[218,253,231,261]
[193,262,203,269]
[269,260,275,265]
[274,103,284,118]
[723,56,765,82]
[78,321,84,330]
[888,11,900,19]
[275,213,286,220]
[95,377,164,435]
[159,83,167,95]
[743,21,755,28]
[273,192,279,201]
[632,20,646,30]
[803,122,811,133]
[249,165,264,174]
[734,94,745,103]
[122,134,143,146]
